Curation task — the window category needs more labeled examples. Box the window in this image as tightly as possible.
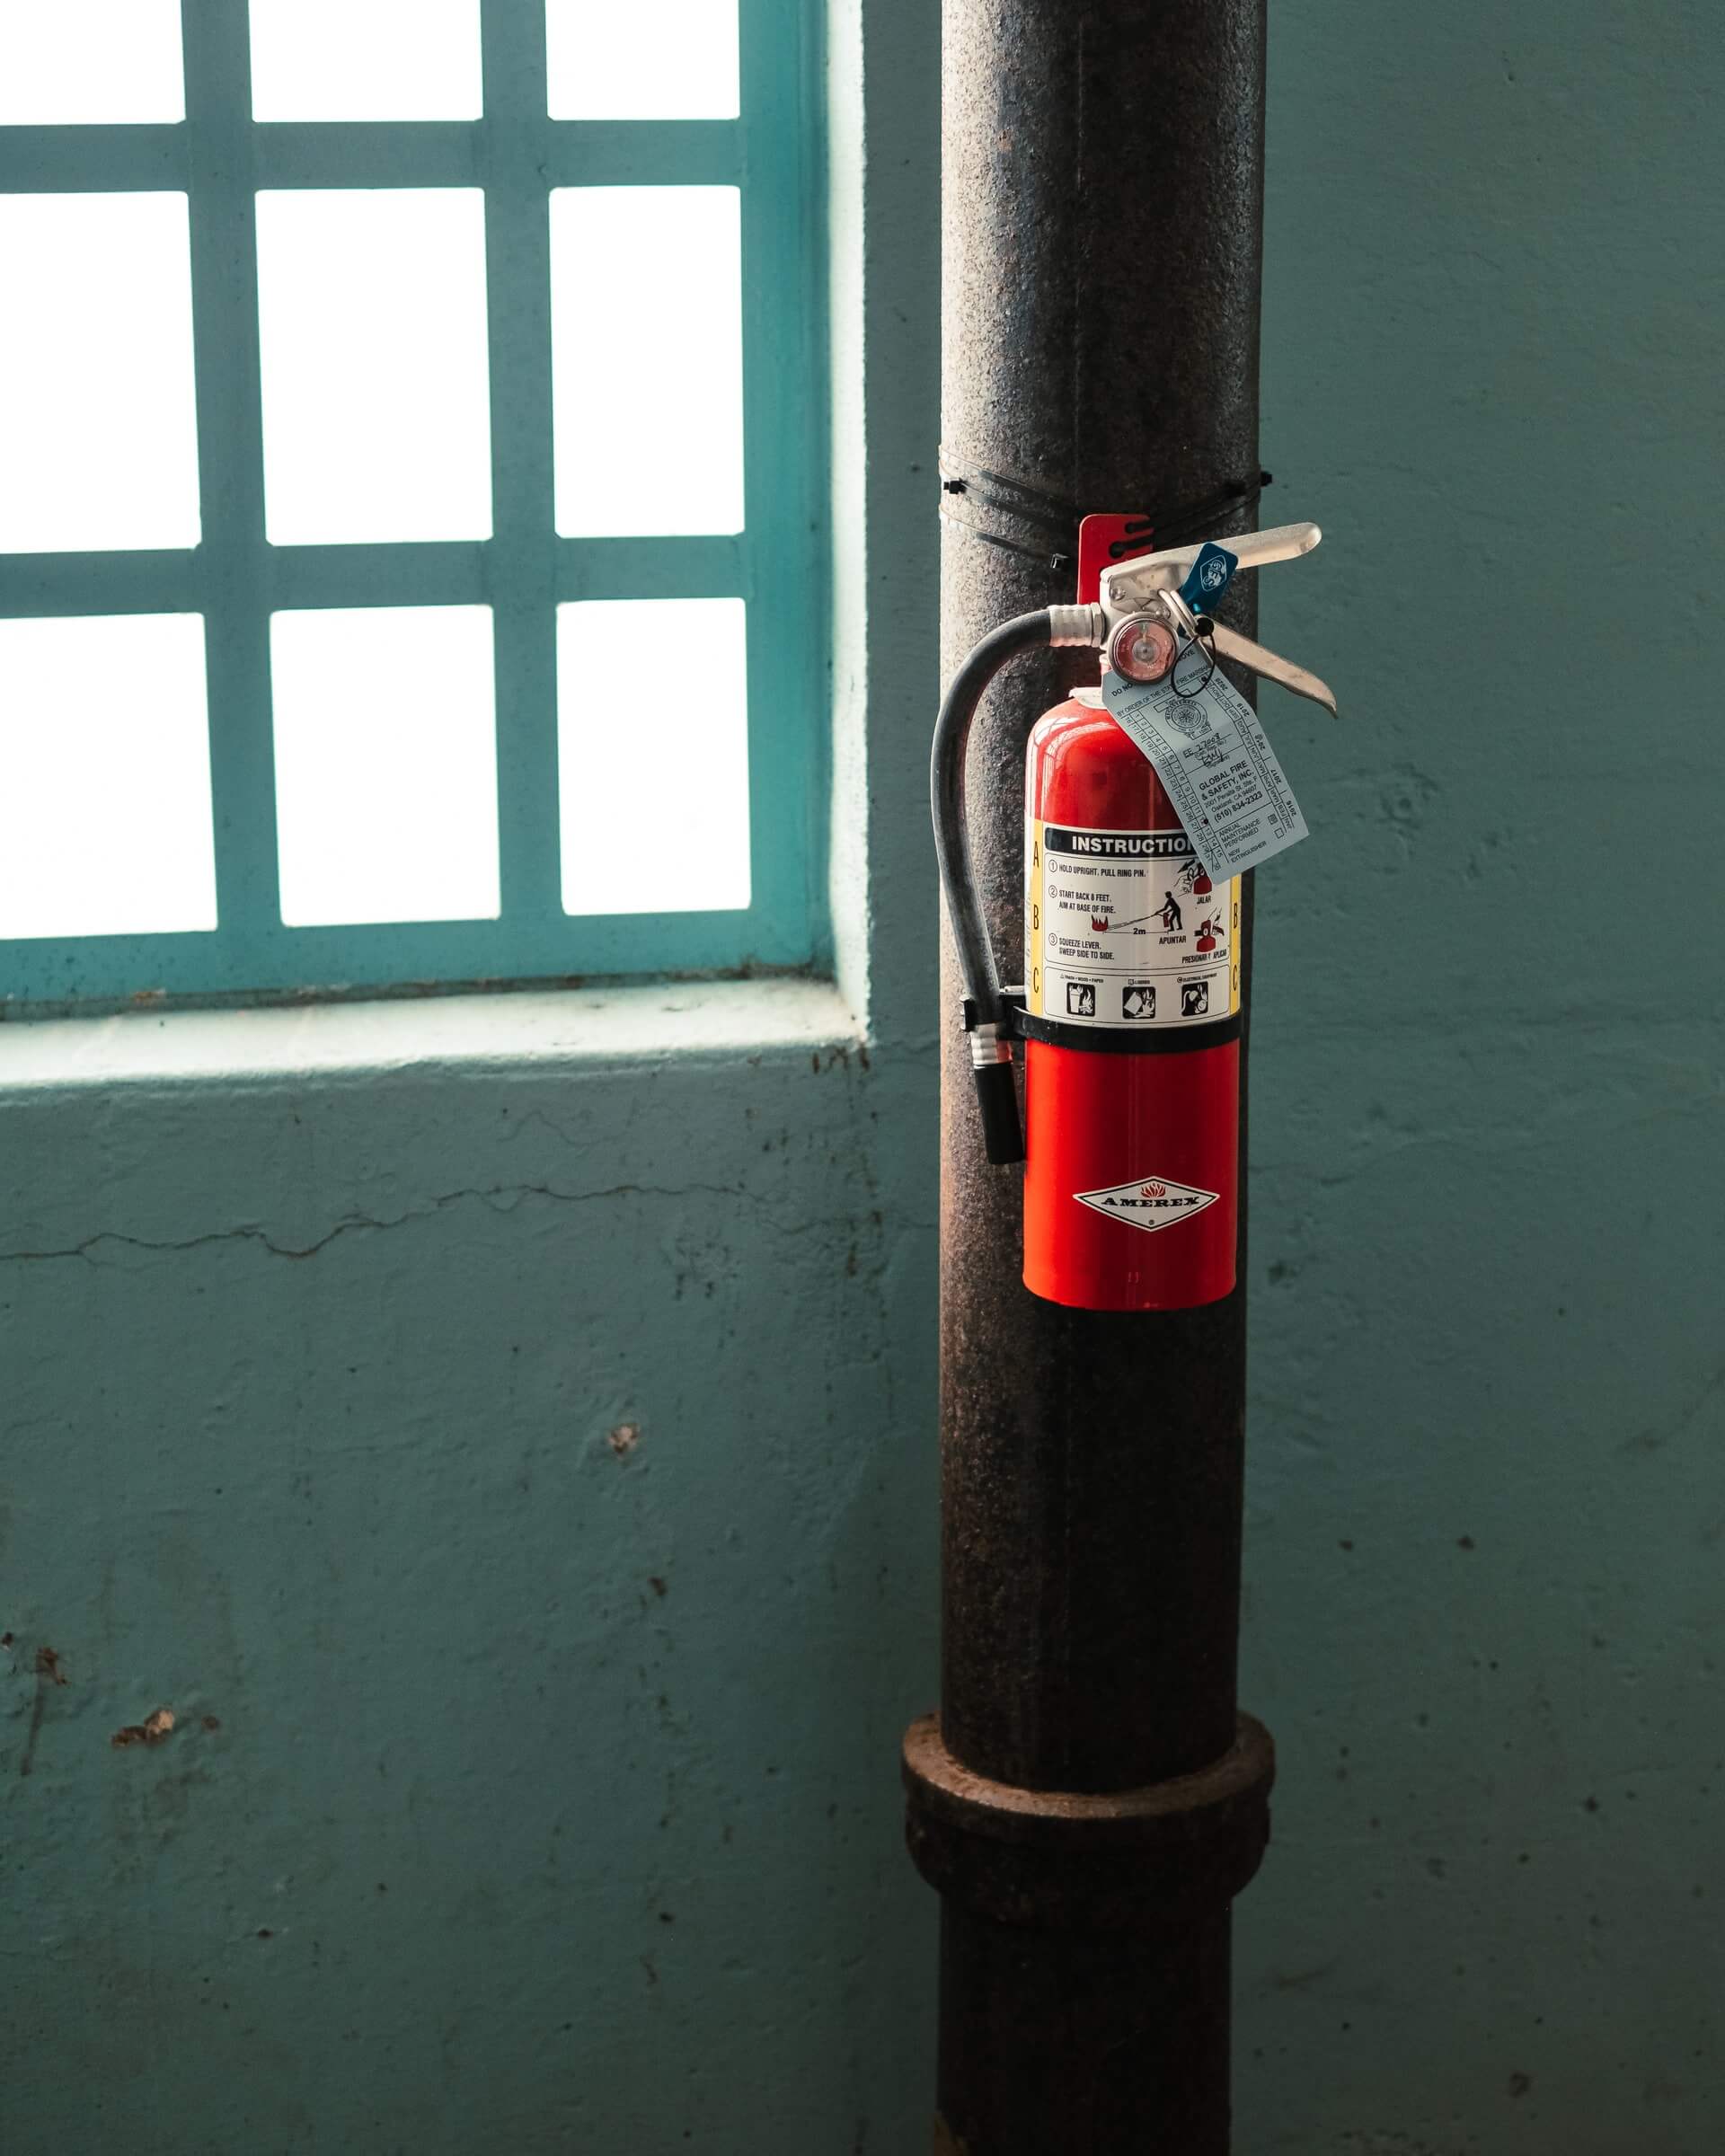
[0,0,826,1007]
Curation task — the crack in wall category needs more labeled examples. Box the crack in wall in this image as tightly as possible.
[0,1179,791,1270]
[1620,1361,1725,1455]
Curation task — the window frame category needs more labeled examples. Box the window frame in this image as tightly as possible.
[0,0,829,1009]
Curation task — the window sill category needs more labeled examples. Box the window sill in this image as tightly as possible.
[0,975,861,1093]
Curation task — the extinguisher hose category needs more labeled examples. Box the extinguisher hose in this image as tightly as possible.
[930,608,1057,1166]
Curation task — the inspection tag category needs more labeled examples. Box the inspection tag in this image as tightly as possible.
[1101,662,1308,881]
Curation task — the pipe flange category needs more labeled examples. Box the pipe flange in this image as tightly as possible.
[902,1711,1274,1931]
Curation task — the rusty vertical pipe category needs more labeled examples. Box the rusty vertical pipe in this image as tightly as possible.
[904,8,1274,2151]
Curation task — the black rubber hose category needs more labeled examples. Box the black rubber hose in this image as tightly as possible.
[930,609,1054,1166]
[930,610,1053,1025]
[970,1060,1025,1168]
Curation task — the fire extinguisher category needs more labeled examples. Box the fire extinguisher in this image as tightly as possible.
[932,518,1336,1312]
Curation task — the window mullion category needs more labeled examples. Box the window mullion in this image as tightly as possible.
[0,123,184,192]
[181,0,280,955]
[735,0,827,963]
[478,0,562,929]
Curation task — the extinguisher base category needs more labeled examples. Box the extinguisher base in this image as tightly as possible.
[1020,1267,1235,1314]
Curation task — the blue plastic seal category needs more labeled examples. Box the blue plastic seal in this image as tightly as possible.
[1178,542,1238,614]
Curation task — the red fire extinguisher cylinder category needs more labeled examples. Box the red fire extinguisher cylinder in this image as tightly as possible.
[1021,694,1240,1312]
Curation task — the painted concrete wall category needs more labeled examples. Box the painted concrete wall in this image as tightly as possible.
[1,987,941,2153]
[3,4,1721,2154]
[1,0,946,2146]
[1236,4,1724,2152]
[0,468,950,2134]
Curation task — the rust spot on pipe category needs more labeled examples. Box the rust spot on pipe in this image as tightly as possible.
[34,1646,67,1685]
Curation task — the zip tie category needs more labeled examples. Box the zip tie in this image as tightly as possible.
[936,458,1273,579]
[934,450,1088,535]
[934,515,1077,576]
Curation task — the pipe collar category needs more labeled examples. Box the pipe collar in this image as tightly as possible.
[902,1711,1275,1931]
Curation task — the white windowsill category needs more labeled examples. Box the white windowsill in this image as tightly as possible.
[0,975,861,1092]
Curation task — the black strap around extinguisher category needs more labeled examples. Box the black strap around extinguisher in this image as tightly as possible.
[1011,1010,1243,1055]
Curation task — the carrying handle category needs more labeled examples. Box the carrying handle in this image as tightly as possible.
[1099,520,1322,611]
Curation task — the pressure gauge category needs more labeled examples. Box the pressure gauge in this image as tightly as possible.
[1108,613,1178,685]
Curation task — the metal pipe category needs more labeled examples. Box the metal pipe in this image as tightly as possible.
[906,6,1273,2149]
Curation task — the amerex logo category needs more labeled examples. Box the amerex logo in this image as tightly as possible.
[1073,1171,1219,1235]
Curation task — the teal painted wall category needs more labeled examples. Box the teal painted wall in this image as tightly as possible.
[0,995,944,2156]
[1,996,941,2153]
[3,4,1721,2153]
[0,0,946,2142]
[1237,4,1723,2151]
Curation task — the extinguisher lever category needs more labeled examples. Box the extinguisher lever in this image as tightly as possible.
[1098,518,1336,712]
[933,608,1101,1167]
[1208,623,1338,715]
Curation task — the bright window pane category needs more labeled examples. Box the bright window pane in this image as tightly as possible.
[0,193,200,553]
[249,0,482,122]
[558,599,748,915]
[0,1,184,124]
[545,0,738,119]
[256,190,491,546]
[0,614,214,940]
[551,188,743,537]
[271,606,499,927]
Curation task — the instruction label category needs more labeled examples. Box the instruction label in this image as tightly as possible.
[1025,820,1241,1029]
[1101,664,1307,881]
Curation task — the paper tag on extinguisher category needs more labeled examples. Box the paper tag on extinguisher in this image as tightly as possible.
[1101,665,1309,881]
